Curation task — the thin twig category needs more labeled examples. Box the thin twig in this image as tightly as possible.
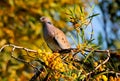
[1,44,120,80]
[30,67,44,81]
[0,44,38,68]
[107,71,120,77]
[0,44,44,81]
[86,50,110,76]
[0,44,9,52]
[0,44,37,53]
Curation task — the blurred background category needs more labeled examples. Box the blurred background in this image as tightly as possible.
[0,0,120,81]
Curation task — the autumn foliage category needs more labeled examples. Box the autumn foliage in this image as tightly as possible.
[0,0,120,81]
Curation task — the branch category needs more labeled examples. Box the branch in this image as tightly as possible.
[1,44,119,80]
[0,44,37,53]
[0,44,38,68]
[86,50,110,76]
[30,67,44,81]
[0,44,50,81]
[107,71,120,78]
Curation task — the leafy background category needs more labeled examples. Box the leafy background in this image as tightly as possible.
[0,0,120,81]
[0,0,86,80]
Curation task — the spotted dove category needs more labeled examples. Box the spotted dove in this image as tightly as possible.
[40,16,71,52]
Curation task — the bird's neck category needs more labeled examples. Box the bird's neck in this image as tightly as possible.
[47,22,52,24]
[43,22,53,31]
[43,22,53,27]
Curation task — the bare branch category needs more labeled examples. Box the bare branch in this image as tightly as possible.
[0,44,37,53]
[86,50,110,76]
[0,44,38,68]
[0,44,9,52]
[1,44,119,80]
[30,67,44,81]
[107,71,120,77]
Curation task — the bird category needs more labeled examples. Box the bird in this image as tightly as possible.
[40,16,71,52]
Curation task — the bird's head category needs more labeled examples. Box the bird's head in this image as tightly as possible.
[40,16,51,23]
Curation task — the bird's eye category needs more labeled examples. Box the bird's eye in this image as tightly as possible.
[42,17,45,20]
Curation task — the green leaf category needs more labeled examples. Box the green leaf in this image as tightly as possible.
[88,13,100,19]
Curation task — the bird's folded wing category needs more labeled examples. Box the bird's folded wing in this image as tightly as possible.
[54,28,70,49]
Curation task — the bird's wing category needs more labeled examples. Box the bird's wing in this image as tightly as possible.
[54,27,71,49]
[53,37,62,49]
